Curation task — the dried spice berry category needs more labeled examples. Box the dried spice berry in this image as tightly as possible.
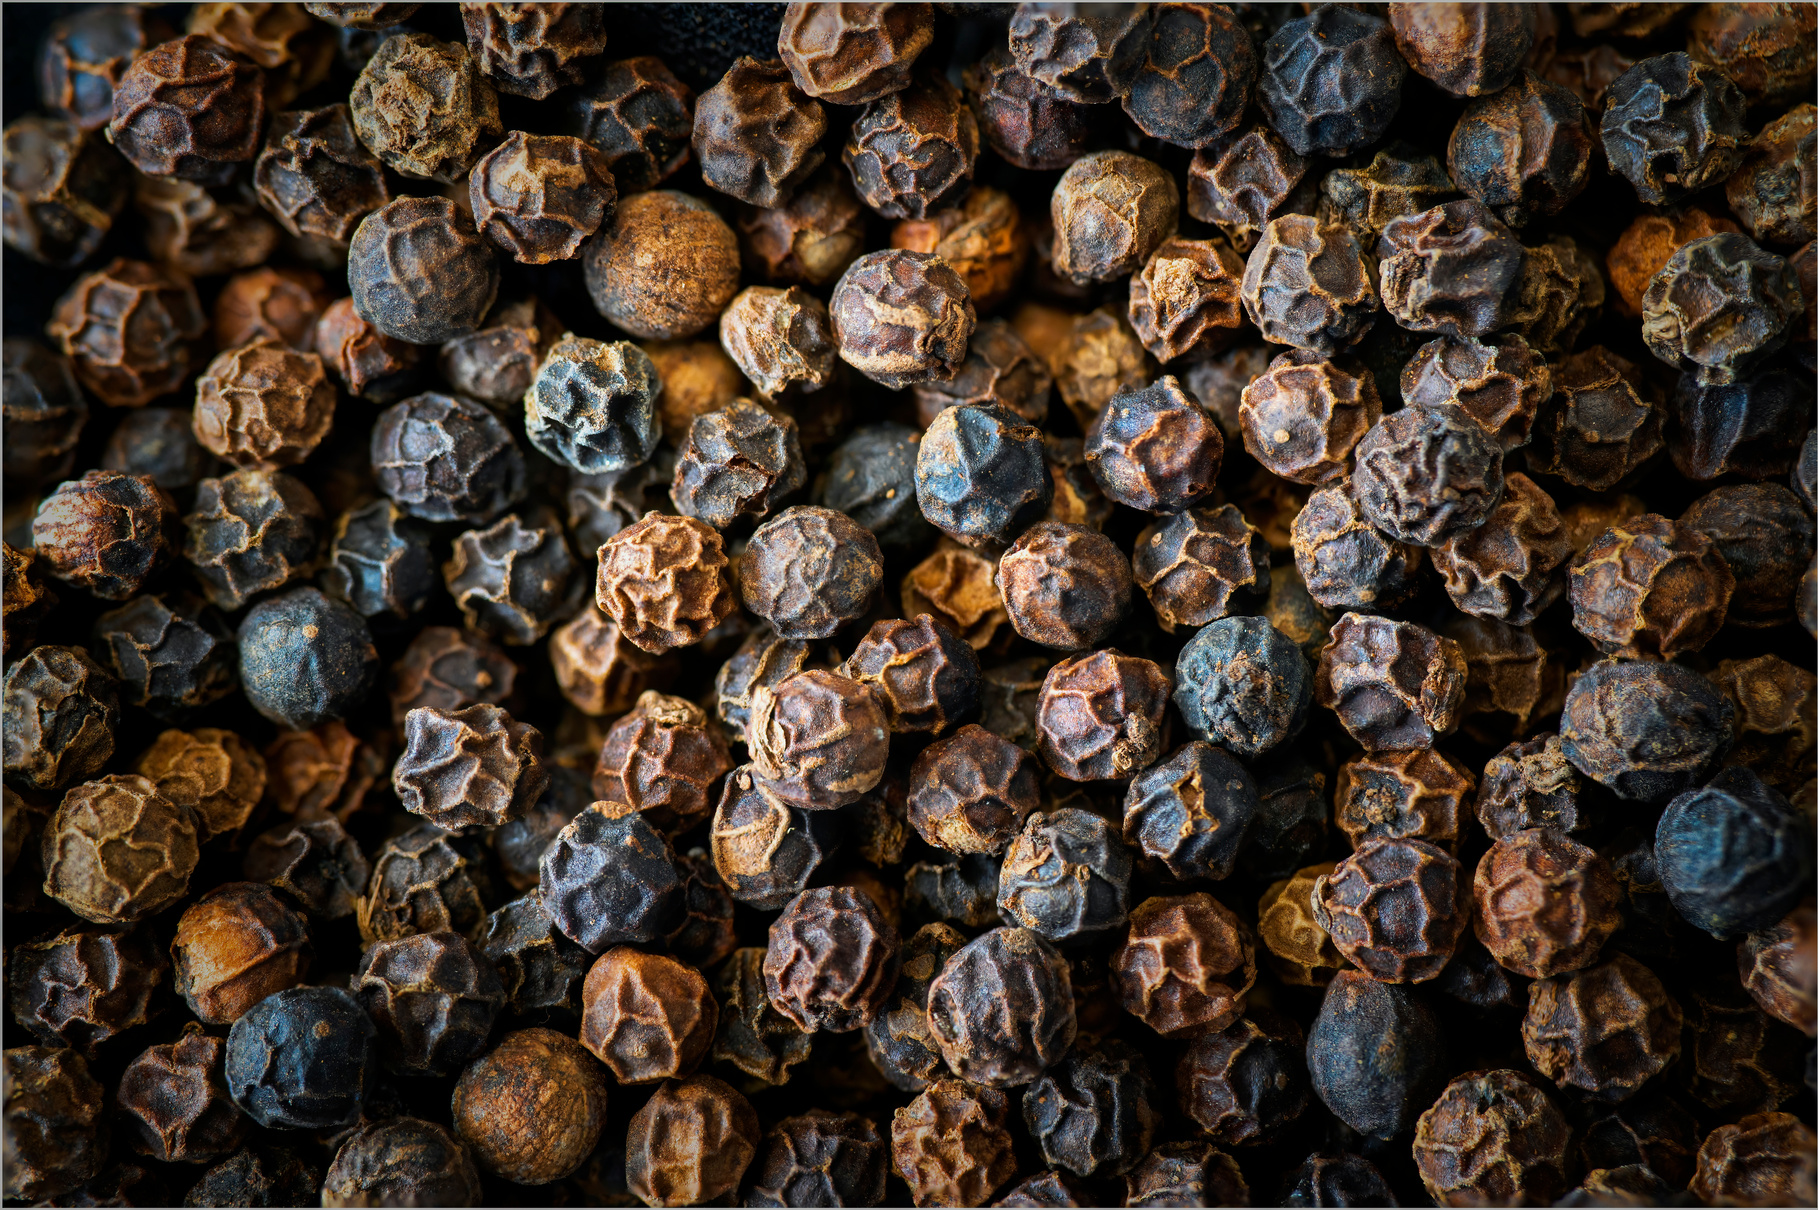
[1335,747,1474,854]
[1241,215,1378,355]
[963,46,1092,174]
[901,543,1010,650]
[181,470,322,612]
[548,603,677,719]
[479,893,589,1020]
[242,814,369,920]
[585,190,740,340]
[1430,471,1569,625]
[890,191,1024,320]
[45,257,205,406]
[1046,306,1154,430]
[1474,827,1622,978]
[1125,237,1244,365]
[1567,513,1733,658]
[171,881,310,1025]
[1257,5,1407,157]
[223,984,376,1130]
[1184,126,1310,260]
[1413,1069,1572,1207]
[892,1077,1016,1207]
[579,945,716,1083]
[1681,482,1812,628]
[393,704,546,834]
[998,808,1132,946]
[718,289,834,406]
[1307,970,1446,1138]
[443,509,576,646]
[2,645,118,792]
[1171,615,1311,759]
[1643,233,1803,386]
[1019,1042,1156,1182]
[567,56,695,194]
[593,691,731,834]
[778,2,931,105]
[1112,893,1253,1039]
[359,821,496,946]
[842,73,978,225]
[1656,766,1812,939]
[212,266,327,354]
[1390,3,1532,97]
[1314,612,1466,751]
[32,470,178,604]
[1122,741,1258,884]
[839,614,979,737]
[693,57,826,209]
[116,1027,245,1164]
[1561,658,1736,804]
[461,1,607,99]
[490,764,586,892]
[1671,366,1812,481]
[42,774,198,924]
[625,1072,759,1206]
[322,1116,482,1208]
[189,1143,318,1204]
[540,802,682,951]
[1448,71,1594,227]
[1602,52,1747,205]
[1738,898,1817,1035]
[1132,506,1267,632]
[907,724,1040,856]
[1353,402,1505,547]
[662,394,803,527]
[320,499,435,620]
[389,626,517,730]
[1528,345,1664,491]
[744,1109,889,1207]
[913,324,1051,439]
[1085,376,1223,514]
[763,885,899,1033]
[1376,199,1524,339]
[311,297,417,402]
[713,945,815,1083]
[1177,1010,1309,1148]
[1,116,125,269]
[832,248,975,391]
[1049,151,1179,286]
[39,5,175,133]
[6,924,166,1054]
[262,720,384,823]
[1313,836,1469,983]
[1476,733,1584,839]
[1691,1111,1818,1207]
[192,339,335,472]
[1577,1092,1701,1189]
[1522,951,1682,1102]
[596,511,736,654]
[253,103,390,242]
[452,1027,606,1185]
[1116,2,1254,146]
[1727,102,1816,251]
[737,164,869,288]
[1258,862,1345,987]
[928,925,1075,1086]
[237,587,377,729]
[348,196,500,345]
[1607,207,1740,320]
[351,32,501,182]
[1402,333,1550,453]
[1,1045,107,1201]
[1283,1152,1397,1207]
[468,132,614,265]
[3,340,87,492]
[916,403,1051,550]
[738,507,884,643]
[1037,649,1171,782]
[864,920,964,1091]
[187,4,333,109]
[134,170,279,276]
[996,521,1131,650]
[353,930,505,1077]
[107,35,266,184]
[1123,1140,1248,1207]
[1239,350,1382,486]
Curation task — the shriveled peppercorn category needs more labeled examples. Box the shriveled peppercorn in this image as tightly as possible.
[693,56,826,209]
[713,945,815,1083]
[359,821,496,945]
[928,925,1075,1086]
[540,801,682,952]
[242,814,368,920]
[349,196,501,345]
[1568,513,1733,658]
[1522,951,1682,1103]
[1353,401,1505,547]
[1,1045,107,1201]
[844,72,979,222]
[45,257,205,406]
[916,403,1051,549]
[891,1077,1015,1207]
[592,690,730,834]
[1171,615,1311,759]
[1038,649,1171,782]
[1691,1111,1818,1207]
[1602,53,1747,206]
[7,924,166,1054]
[1313,836,1469,983]
[1315,612,1466,751]
[839,614,977,737]
[115,1026,245,1165]
[253,103,390,242]
[1643,233,1803,386]
[1258,5,1407,157]
[566,55,694,192]
[479,893,589,1020]
[1414,1069,1572,1206]
[354,930,504,1077]
[171,881,310,1025]
[461,1,606,99]
[1738,898,1817,1036]
[624,1072,760,1205]
[745,1109,890,1207]
[322,1116,482,1208]
[739,506,882,640]
[350,31,500,182]
[1335,747,1474,854]
[1474,827,1622,978]
[596,511,737,653]
[1048,151,1178,286]
[2,644,118,793]
[580,945,716,1082]
[1112,893,1253,1039]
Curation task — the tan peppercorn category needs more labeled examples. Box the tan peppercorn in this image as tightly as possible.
[549,603,679,717]
[451,1028,607,1185]
[641,338,746,446]
[1112,893,1255,1039]
[625,1073,761,1206]
[1128,236,1246,364]
[1413,1069,1572,1206]
[1050,150,1180,285]
[891,185,1028,312]
[719,286,836,402]
[1474,827,1622,979]
[170,881,311,1024]
[1257,863,1346,987]
[192,338,335,470]
[264,720,385,822]
[580,946,718,1084]
[779,2,933,104]
[596,512,737,655]
[43,775,199,924]
[891,1078,1016,1208]
[351,32,502,183]
[133,728,266,843]
[1692,1111,1818,1207]
[585,190,740,341]
[1738,897,1816,1036]
[1430,471,1572,626]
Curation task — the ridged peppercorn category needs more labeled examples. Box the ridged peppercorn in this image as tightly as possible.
[840,613,978,736]
[1335,747,1474,854]
[1390,3,1532,97]
[1257,5,1408,157]
[1112,893,1253,1039]
[1242,215,1378,355]
[844,73,979,222]
[353,930,504,1076]
[595,511,736,653]
[1377,199,1524,339]
[1522,952,1682,1102]
[566,55,694,193]
[1691,1111,1818,1207]
[694,56,826,209]
[1602,53,1746,205]
[1413,1069,1572,1207]
[891,1078,1016,1207]
[348,196,500,344]
[997,808,1132,946]
[1,1045,107,1200]
[832,248,975,389]
[1643,233,1803,386]
[171,881,309,1025]
[747,668,889,808]
[1567,513,1733,658]
[1353,402,1505,547]
[461,1,606,99]
[46,257,205,406]
[1177,1010,1310,1147]
[1124,1140,1249,1208]
[1402,333,1549,453]
[1049,151,1178,285]
[1474,827,1621,978]
[468,132,614,264]
[1313,836,1469,983]
[1683,481,1814,628]
[359,821,496,945]
[1528,345,1664,490]
[1448,72,1594,226]
[1258,863,1345,986]
[350,31,499,181]
[1561,659,1736,803]
[713,945,815,1083]
[540,802,682,951]
[3,645,117,792]
[579,946,716,1083]
[739,506,883,640]
[242,815,368,920]
[625,1072,760,1206]
[764,885,899,1033]
[107,35,266,184]
[393,703,546,833]
[478,893,589,1020]
[744,1109,889,1207]
[6,924,166,1054]
[928,925,1075,1085]
[916,403,1052,549]
[253,103,391,241]
[1085,376,1223,514]
[1037,649,1171,782]
[1172,615,1311,758]
[592,690,731,834]
[116,1027,245,1164]
[1315,612,1466,751]
[321,1116,482,1208]
[1122,740,1259,882]
[42,774,198,924]
[1656,766,1812,939]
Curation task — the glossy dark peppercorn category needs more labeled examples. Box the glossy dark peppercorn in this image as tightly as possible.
[348,196,500,345]
[3,340,87,492]
[453,1027,606,1185]
[540,801,683,952]
[6,924,166,1054]
[1602,53,1747,205]
[223,984,376,1130]
[864,921,965,1092]
[748,669,890,808]
[320,499,435,620]
[1560,658,1737,803]
[906,852,1004,931]
[359,821,497,946]
[1413,1069,1572,1207]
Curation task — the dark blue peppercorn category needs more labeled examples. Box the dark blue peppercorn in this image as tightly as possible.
[224,986,377,1131]
[1306,970,1446,1139]
[915,403,1053,549]
[1173,616,1311,757]
[1123,741,1258,882]
[1560,660,1735,803]
[539,803,684,951]
[818,423,935,555]
[370,393,527,525]
[1655,766,1814,939]
[997,808,1133,945]
[322,499,438,620]
[1256,5,1407,158]
[1021,1039,1159,1178]
[237,587,378,730]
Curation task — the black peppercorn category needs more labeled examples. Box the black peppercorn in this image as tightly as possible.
[844,72,979,222]
[224,984,376,1130]
[348,196,501,344]
[1257,6,1408,157]
[1124,740,1260,882]
[108,35,267,185]
[539,801,682,952]
[7,924,166,1054]
[1560,659,1737,803]
[371,392,527,524]
[1601,53,1747,206]
[253,103,391,242]
[567,55,695,193]
[322,1116,483,1208]
[927,925,1075,1087]
[832,248,976,390]
[1307,970,1446,1139]
[237,586,377,730]
[1,1045,107,1201]
[359,820,497,946]
[350,31,501,183]
[916,403,1053,549]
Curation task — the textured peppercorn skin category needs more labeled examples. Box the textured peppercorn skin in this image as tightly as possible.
[1642,233,1804,387]
[108,35,266,184]
[236,587,377,730]
[1020,1039,1158,1179]
[564,54,694,194]
[1037,649,1172,782]
[1671,368,1813,483]
[832,248,976,390]
[224,985,376,1130]
[540,802,684,952]
[1048,150,1180,286]
[693,56,826,209]
[1177,1011,1310,1148]
[1568,513,1734,658]
[1334,747,1474,853]
[1124,741,1259,883]
[31,470,176,602]
[2,645,118,792]
[579,946,717,1083]
[7,925,166,1054]
[1559,659,1736,803]
[1473,827,1622,979]
[359,821,497,946]
[839,614,979,738]
[321,1115,482,1208]
[1,115,126,269]
[1522,952,1683,1102]
[1314,613,1466,752]
[1447,72,1594,228]
[193,339,337,471]
[843,73,979,222]
[1376,199,1524,340]
[891,1077,1015,1207]
[349,196,500,345]
[1257,5,1408,157]
[243,815,369,920]
[1353,402,1505,548]
[254,103,391,241]
[1133,505,1268,632]
[171,881,311,1025]
[1,1045,107,1201]
[1120,3,1255,147]
[997,808,1132,946]
[596,512,737,654]
[351,32,501,182]
[745,1109,890,1207]
[45,258,206,407]
[818,423,936,553]
[1691,1111,1818,1207]
[478,894,590,1020]
[1390,3,1533,98]
[586,190,741,341]
[1313,836,1469,983]
[764,885,900,1033]
[916,403,1053,549]
[468,131,614,264]
[1476,733,1583,839]
[1126,236,1246,364]
[1737,897,1816,1036]
[393,704,547,834]
[1402,333,1550,453]
[1602,53,1747,206]
[1187,125,1310,255]
[352,930,505,1077]
[927,925,1075,1086]
[1429,471,1570,626]
[1006,3,1148,104]
[747,669,890,809]
[740,506,884,640]
[995,522,1131,650]
[42,774,198,924]
[1112,893,1254,1039]
[452,1028,605,1185]
[1413,1069,1573,1207]
[1125,1140,1249,1207]
[183,471,323,611]
[1656,767,1814,940]
[712,945,815,1083]
[1241,215,1379,355]
[116,1029,247,1164]
[1307,970,1445,1138]
[1528,345,1665,491]
[1085,376,1223,514]
[1172,616,1311,759]
[964,44,1097,172]
[625,1071,760,1206]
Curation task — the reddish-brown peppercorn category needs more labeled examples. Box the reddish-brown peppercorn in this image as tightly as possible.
[1133,504,1270,632]
[844,72,979,222]
[737,164,869,288]
[694,56,827,209]
[192,338,335,470]
[1413,1069,1572,1207]
[43,774,199,924]
[1738,898,1816,1036]
[1113,893,1255,1039]
[596,512,736,654]
[626,1072,761,1206]
[840,614,980,737]
[1049,306,1155,430]
[1037,650,1172,782]
[460,1,607,99]
[1430,471,1570,625]
[313,296,418,403]
[1401,333,1550,452]
[108,35,267,185]
[1335,748,1475,854]
[1239,350,1382,485]
[1567,513,1734,659]
[997,522,1132,650]
[1391,3,1533,97]
[549,604,677,718]
[1475,827,1622,979]
[254,102,391,242]
[170,881,310,1025]
[1313,836,1469,984]
[1523,952,1683,1101]
[263,720,384,822]
[963,44,1097,172]
[891,1078,1016,1208]
[451,1027,607,1185]
[468,131,614,264]
[46,257,205,407]
[748,670,890,809]
[116,1026,246,1164]
[213,266,328,352]
[1315,613,1467,751]
[593,691,732,834]
[580,946,716,1083]
[901,544,1009,650]
[1691,1111,1818,1206]
[1241,214,1378,355]
[892,186,1027,314]
[764,886,900,1033]
[908,723,1040,856]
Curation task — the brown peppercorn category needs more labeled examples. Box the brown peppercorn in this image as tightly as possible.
[901,543,1009,650]
[778,2,932,104]
[595,511,736,654]
[1682,482,1813,629]
[6,924,166,1054]
[351,931,504,1080]
[1430,471,1570,625]
[1476,733,1584,839]
[1037,649,1171,782]
[1311,839,1463,984]
[1475,827,1622,979]
[891,186,1028,315]
[913,318,1049,428]
[351,32,501,182]
[43,774,198,924]
[745,1109,890,1206]
[1257,863,1346,987]
[1187,125,1313,255]
[739,505,883,639]
[891,1078,1016,1208]
[358,821,496,946]
[1048,306,1155,430]
[694,57,827,209]
[253,103,390,242]
[625,1073,761,1206]
[580,946,716,1083]
[181,469,323,613]
[1692,1111,1818,1208]
[133,728,264,844]
[1335,748,1475,854]
[764,886,900,1034]
[1401,333,1550,452]
[468,131,614,264]
[712,945,815,1084]
[186,3,333,108]
[1413,1069,1571,1207]
[38,6,176,132]
[1126,236,1245,365]
[241,814,369,920]
[1391,3,1533,97]
[322,1116,482,1208]
[585,190,740,340]
[133,171,279,277]
[565,55,694,194]
[0,115,126,269]
[1528,345,1664,491]
[1504,233,1605,355]
[1523,952,1683,1102]
[1239,350,1382,485]
[1,1046,107,1201]
[832,248,976,389]
[717,290,834,407]
[1124,1140,1248,1208]
[908,723,1040,855]
[840,614,981,737]
[592,690,732,834]
[171,881,310,1025]
[392,704,546,834]
[451,1027,606,1185]
[108,35,266,184]
[1376,199,1525,339]
[1642,232,1802,387]
[311,296,417,402]
[1567,513,1734,659]
[1448,71,1595,227]
[305,3,421,30]
[1176,1010,1310,1149]
[1738,898,1816,1036]
[1352,401,1506,548]
[479,893,588,1021]
[2,645,118,793]
[1726,103,1815,250]
[262,721,383,823]
[116,1026,245,1164]
[1448,618,1560,729]
[548,604,678,719]
[1112,893,1255,1039]
[962,43,1096,173]
[1085,374,1224,514]
[46,257,205,407]
[844,72,979,222]
[1008,3,1146,103]
[1241,214,1378,355]
[749,669,890,810]
[213,266,328,352]
[192,337,334,470]
[997,521,1132,650]
[1045,436,1114,532]
[1050,151,1179,285]
[1315,612,1466,751]
[460,1,607,99]
[737,164,869,288]
[1686,1,1817,106]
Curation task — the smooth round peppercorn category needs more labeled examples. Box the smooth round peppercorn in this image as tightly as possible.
[1474,827,1622,979]
[927,925,1075,1086]
[1112,893,1254,1039]
[348,196,500,344]
[1306,969,1446,1139]
[451,1028,605,1185]
[585,189,740,340]
[1314,836,1469,983]
[1413,1069,1572,1207]
[1656,767,1813,939]
[236,587,377,730]
[322,1116,482,1208]
[580,946,717,1083]
[224,984,376,1130]
[540,801,683,952]
[1560,659,1736,803]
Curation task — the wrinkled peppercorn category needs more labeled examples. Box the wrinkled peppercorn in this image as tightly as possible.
[1643,233,1803,386]
[844,73,978,222]
[1681,482,1812,628]
[1335,747,1474,853]
[321,1116,482,1208]
[7,924,166,1054]
[739,505,882,639]
[1258,6,1408,157]
[253,103,390,242]
[963,43,1096,172]
[540,801,682,951]
[891,1077,1015,1207]
[116,1026,245,1164]
[359,821,496,945]
[1314,836,1469,983]
[1522,951,1683,1102]
[1568,513,1734,657]
[927,925,1075,1086]
[693,56,825,210]
[108,35,266,185]
[839,613,978,737]
[1038,649,1171,782]
[468,132,614,264]
[351,32,500,182]
[592,690,731,833]
[224,984,375,1130]
[1353,402,1505,547]
[625,1071,759,1205]
[1049,151,1178,286]
[579,945,715,1083]
[595,511,737,653]
[1177,1010,1309,1147]
[1656,766,1812,939]
[1448,72,1594,227]
[1112,893,1253,1039]
[1413,1069,1572,1206]
[744,1109,889,1207]
[1561,659,1737,803]
[443,509,576,646]
[1691,1110,1818,1207]
[1315,612,1466,751]
[1602,53,1747,205]
[916,403,1051,549]
[567,56,695,192]
[1,1045,107,1200]
[1738,897,1817,1036]
[1391,3,1532,97]
[478,893,589,1020]
[354,929,504,1076]
[1171,615,1311,758]
[46,257,205,406]
[242,814,369,920]
[997,808,1131,946]
[1474,826,1622,978]
[1727,102,1816,250]
[349,196,501,345]
[3,644,118,792]
[171,881,310,1025]
[462,1,606,99]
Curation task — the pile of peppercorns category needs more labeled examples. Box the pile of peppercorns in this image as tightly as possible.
[2,1,1815,1206]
